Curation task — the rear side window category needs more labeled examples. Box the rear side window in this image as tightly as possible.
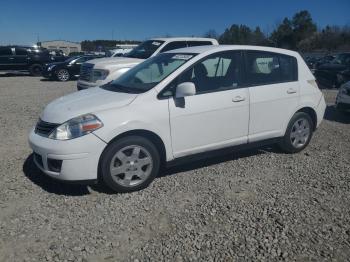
[0,47,12,56]
[15,47,28,55]
[245,51,297,86]
[160,41,188,53]
[187,41,213,47]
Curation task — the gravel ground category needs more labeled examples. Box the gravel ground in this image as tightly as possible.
[0,75,349,262]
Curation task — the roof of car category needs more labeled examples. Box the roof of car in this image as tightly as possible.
[166,45,300,57]
[150,37,217,42]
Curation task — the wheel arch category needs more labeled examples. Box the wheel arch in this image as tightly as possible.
[295,107,317,130]
[99,129,167,168]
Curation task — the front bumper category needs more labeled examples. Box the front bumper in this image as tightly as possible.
[28,129,107,181]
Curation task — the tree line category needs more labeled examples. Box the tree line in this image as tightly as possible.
[81,10,349,53]
[208,10,350,52]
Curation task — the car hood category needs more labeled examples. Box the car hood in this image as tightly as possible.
[88,57,144,70]
[45,61,66,67]
[40,87,137,124]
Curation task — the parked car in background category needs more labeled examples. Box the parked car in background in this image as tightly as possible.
[29,45,325,193]
[337,69,350,87]
[42,55,103,81]
[110,44,138,57]
[314,53,350,88]
[0,45,52,76]
[68,52,85,57]
[336,81,350,112]
[49,49,67,62]
[305,55,335,73]
[77,37,219,90]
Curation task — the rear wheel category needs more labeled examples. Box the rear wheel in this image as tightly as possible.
[279,112,313,153]
[100,136,160,193]
[56,69,70,81]
[29,64,43,76]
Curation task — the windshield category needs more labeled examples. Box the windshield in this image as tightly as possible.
[102,53,196,94]
[124,40,164,59]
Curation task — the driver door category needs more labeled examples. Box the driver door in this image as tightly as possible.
[168,51,249,158]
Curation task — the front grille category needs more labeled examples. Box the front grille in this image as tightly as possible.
[79,63,94,81]
[35,119,59,137]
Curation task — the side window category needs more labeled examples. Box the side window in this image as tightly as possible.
[160,41,187,53]
[187,41,213,47]
[15,47,28,56]
[0,47,12,56]
[176,51,242,94]
[279,55,298,82]
[245,51,297,85]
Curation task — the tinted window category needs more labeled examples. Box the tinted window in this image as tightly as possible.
[0,47,12,56]
[160,41,188,53]
[176,51,242,94]
[245,51,297,85]
[125,40,164,59]
[187,41,213,47]
[15,47,28,55]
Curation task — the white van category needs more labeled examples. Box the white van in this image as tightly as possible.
[29,45,326,193]
[77,37,218,90]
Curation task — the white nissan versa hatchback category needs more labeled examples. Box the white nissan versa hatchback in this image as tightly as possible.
[29,45,326,193]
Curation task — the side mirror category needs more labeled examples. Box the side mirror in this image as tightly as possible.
[175,82,196,98]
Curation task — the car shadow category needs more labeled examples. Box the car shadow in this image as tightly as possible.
[23,145,280,196]
[23,154,91,196]
[324,105,350,124]
[0,72,30,77]
[160,145,278,178]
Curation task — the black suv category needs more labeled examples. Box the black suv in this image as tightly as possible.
[0,46,52,76]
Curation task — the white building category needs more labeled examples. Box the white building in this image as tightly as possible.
[40,40,81,55]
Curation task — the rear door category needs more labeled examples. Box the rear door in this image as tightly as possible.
[0,47,14,70]
[14,47,29,70]
[244,50,299,142]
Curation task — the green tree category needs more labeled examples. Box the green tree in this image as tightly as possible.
[270,18,295,49]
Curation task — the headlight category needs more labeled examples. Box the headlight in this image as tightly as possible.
[91,69,109,82]
[49,114,103,140]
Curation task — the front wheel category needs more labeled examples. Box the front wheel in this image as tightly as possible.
[100,136,160,193]
[56,69,70,81]
[279,112,313,153]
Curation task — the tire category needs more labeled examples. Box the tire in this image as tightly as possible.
[29,64,43,76]
[279,112,314,153]
[100,136,160,193]
[56,69,70,82]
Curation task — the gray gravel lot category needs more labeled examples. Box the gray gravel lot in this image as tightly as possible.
[0,75,349,262]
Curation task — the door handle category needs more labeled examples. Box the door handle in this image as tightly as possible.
[232,96,246,102]
[9,57,14,60]
[287,88,297,94]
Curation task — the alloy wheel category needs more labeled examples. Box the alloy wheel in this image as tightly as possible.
[290,118,311,148]
[109,145,153,187]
